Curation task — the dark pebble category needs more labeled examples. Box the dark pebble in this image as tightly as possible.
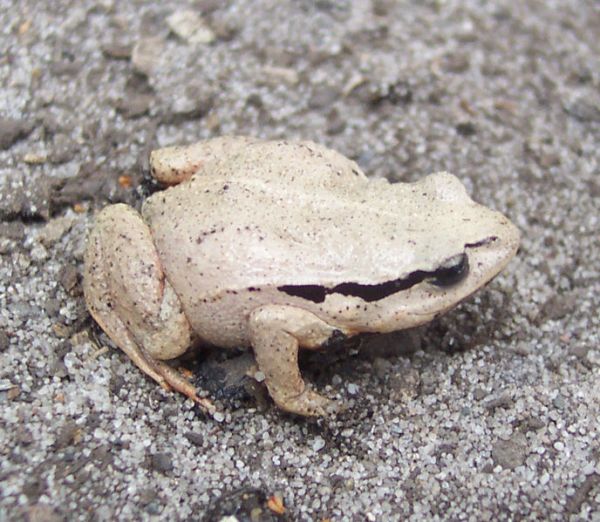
[540,292,577,321]
[150,452,173,473]
[50,134,76,165]
[54,420,80,450]
[308,84,339,110]
[44,299,61,317]
[114,94,154,119]
[491,438,526,470]
[456,121,477,136]
[326,108,346,135]
[0,330,9,352]
[483,392,514,411]
[564,97,600,122]
[0,222,25,241]
[161,85,214,124]
[0,173,53,221]
[59,264,80,295]
[184,432,204,446]
[101,42,133,60]
[0,117,34,150]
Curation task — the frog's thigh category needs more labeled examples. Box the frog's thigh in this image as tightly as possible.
[84,205,212,410]
[149,136,259,185]
[248,305,339,416]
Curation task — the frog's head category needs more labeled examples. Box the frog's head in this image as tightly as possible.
[365,171,520,331]
[275,171,519,333]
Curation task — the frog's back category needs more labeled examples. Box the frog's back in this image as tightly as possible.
[144,139,489,290]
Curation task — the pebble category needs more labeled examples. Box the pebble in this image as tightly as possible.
[184,432,204,446]
[564,95,600,122]
[540,292,578,321]
[0,330,9,352]
[150,452,174,473]
[166,10,216,44]
[347,383,359,395]
[36,216,75,247]
[101,41,132,60]
[0,117,34,150]
[131,37,164,76]
[312,437,326,452]
[59,264,80,295]
[161,85,214,124]
[491,437,527,470]
[308,84,339,110]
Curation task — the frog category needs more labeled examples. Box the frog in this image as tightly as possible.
[83,136,520,417]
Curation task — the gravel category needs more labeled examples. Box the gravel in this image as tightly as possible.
[1,0,599,520]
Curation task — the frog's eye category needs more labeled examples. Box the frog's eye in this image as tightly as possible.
[430,253,469,288]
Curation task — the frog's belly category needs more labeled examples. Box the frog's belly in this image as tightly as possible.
[173,287,304,348]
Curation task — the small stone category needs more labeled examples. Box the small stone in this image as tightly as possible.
[0,221,25,240]
[521,416,545,431]
[102,41,133,60]
[389,367,421,398]
[442,52,470,73]
[347,383,359,395]
[312,436,326,452]
[59,264,80,295]
[132,37,164,76]
[473,387,487,401]
[553,394,566,410]
[150,452,173,473]
[54,420,80,449]
[37,216,75,246]
[372,0,393,16]
[0,117,34,150]
[308,84,339,110]
[540,292,578,321]
[145,501,162,515]
[166,10,216,44]
[0,330,9,352]
[114,94,154,119]
[491,437,527,470]
[184,432,204,446]
[326,108,346,135]
[372,357,391,379]
[161,85,214,124]
[564,96,600,122]
[566,474,600,514]
[26,503,63,522]
[261,65,299,86]
[456,121,477,136]
[49,134,76,164]
[23,152,46,164]
[17,427,34,446]
[569,343,589,359]
[483,392,513,411]
[213,411,225,422]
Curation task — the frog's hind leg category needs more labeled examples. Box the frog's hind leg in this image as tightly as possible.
[83,204,214,414]
[249,305,344,416]
[149,136,259,185]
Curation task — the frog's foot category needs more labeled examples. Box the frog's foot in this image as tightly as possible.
[83,204,215,415]
[149,136,259,185]
[249,305,342,417]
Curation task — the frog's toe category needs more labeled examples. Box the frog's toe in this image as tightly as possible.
[276,389,332,417]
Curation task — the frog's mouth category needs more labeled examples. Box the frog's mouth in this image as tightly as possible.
[278,237,497,304]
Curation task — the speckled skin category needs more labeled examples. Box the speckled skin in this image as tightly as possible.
[83,137,519,416]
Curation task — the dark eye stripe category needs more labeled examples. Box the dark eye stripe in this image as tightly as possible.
[278,253,471,304]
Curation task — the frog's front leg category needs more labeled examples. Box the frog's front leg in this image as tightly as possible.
[149,136,258,185]
[249,305,344,416]
[83,204,214,414]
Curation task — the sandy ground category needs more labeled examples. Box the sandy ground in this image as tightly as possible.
[0,1,599,520]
